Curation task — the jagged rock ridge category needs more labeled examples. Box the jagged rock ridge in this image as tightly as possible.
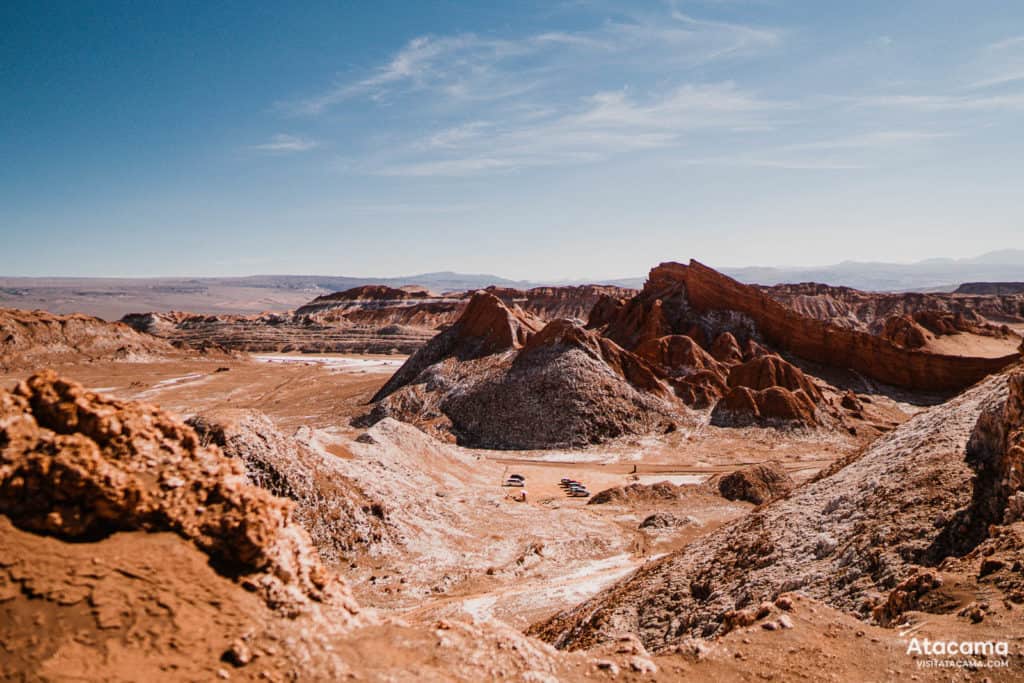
[364,292,681,448]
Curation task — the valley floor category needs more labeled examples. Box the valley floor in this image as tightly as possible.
[0,353,861,629]
[6,353,1022,681]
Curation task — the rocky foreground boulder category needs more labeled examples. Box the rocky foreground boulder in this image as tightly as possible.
[530,366,1024,652]
[0,371,357,617]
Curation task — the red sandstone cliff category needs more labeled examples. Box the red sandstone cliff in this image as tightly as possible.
[643,261,1019,392]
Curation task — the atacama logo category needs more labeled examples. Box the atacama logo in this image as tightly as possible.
[906,638,1009,657]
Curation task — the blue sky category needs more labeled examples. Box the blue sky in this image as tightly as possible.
[2,1,1023,279]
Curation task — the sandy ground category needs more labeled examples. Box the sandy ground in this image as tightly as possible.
[923,331,1022,358]
[8,353,1024,681]
[0,354,866,641]
[0,354,819,625]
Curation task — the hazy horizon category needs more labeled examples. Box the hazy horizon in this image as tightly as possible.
[4,1,1023,279]
[3,247,1023,285]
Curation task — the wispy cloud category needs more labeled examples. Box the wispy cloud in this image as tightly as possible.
[987,35,1024,53]
[850,93,1024,111]
[965,34,1024,90]
[784,130,952,150]
[677,156,867,170]
[371,82,788,176]
[967,71,1024,90]
[249,134,320,153]
[282,8,782,116]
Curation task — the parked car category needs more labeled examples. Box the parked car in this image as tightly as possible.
[504,478,525,487]
[568,489,590,497]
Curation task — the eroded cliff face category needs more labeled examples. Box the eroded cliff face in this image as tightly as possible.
[766,281,1024,332]
[1,308,181,371]
[604,261,1018,393]
[123,284,637,356]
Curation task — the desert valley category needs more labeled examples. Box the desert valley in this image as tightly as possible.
[8,2,1024,680]
[3,259,1024,681]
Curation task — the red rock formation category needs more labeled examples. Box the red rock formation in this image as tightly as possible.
[586,293,629,330]
[881,314,929,349]
[710,332,743,364]
[487,285,636,322]
[633,334,728,408]
[459,291,540,353]
[716,385,819,426]
[366,311,682,448]
[373,293,542,403]
[727,355,823,403]
[634,335,723,377]
[670,371,729,409]
[742,339,772,360]
[629,261,1018,392]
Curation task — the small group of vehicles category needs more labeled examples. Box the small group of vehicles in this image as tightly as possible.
[560,478,590,498]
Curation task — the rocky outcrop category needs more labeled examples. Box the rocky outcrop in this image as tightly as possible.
[634,335,725,379]
[880,314,929,349]
[711,355,825,427]
[710,332,744,364]
[713,386,819,426]
[523,320,673,401]
[716,462,794,505]
[612,261,1018,392]
[639,512,695,530]
[727,355,822,402]
[372,292,543,403]
[365,300,682,448]
[931,370,1024,557]
[0,371,358,617]
[530,370,1016,652]
[588,482,689,505]
[296,285,443,315]
[188,409,389,562]
[1,308,180,370]
[586,293,629,330]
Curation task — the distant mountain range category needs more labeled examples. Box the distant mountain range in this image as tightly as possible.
[2,250,1022,319]
[717,249,1024,292]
